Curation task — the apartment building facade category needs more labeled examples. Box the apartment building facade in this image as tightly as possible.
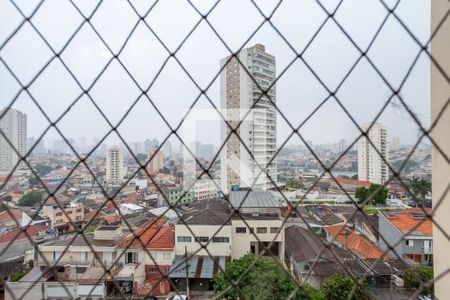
[105,145,124,185]
[42,202,84,231]
[358,122,389,185]
[0,108,27,175]
[220,44,277,193]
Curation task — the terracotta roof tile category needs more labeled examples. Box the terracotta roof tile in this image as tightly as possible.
[384,208,432,237]
[325,225,387,259]
[118,217,174,250]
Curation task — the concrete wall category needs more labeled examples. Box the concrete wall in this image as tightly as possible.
[378,214,403,258]
[5,282,105,300]
[431,1,450,297]
[175,224,232,256]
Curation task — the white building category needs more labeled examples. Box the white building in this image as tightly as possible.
[106,145,124,185]
[358,123,389,184]
[220,44,277,193]
[190,178,220,201]
[0,108,27,175]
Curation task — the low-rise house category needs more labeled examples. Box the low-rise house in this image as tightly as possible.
[37,226,129,286]
[171,191,286,291]
[119,203,144,216]
[378,209,433,265]
[116,218,175,296]
[42,202,84,232]
[0,208,22,232]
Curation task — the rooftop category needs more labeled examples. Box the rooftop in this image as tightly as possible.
[229,191,280,209]
[382,208,432,237]
[178,198,231,226]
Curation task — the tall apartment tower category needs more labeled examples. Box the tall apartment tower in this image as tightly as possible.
[358,123,389,184]
[147,149,164,173]
[106,145,124,185]
[0,108,27,175]
[220,44,277,193]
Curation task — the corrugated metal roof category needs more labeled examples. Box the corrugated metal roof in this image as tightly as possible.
[229,191,279,208]
[169,255,228,279]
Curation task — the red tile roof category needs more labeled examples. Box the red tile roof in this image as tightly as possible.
[0,209,22,223]
[118,218,174,250]
[0,225,50,244]
[325,225,388,259]
[384,208,432,237]
[335,178,371,187]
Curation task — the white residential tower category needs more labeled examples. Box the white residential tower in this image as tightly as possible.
[0,108,27,175]
[220,44,277,193]
[358,122,389,184]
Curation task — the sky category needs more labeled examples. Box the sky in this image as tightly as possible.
[0,0,432,153]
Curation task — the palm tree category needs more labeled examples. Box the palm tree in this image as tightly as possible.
[410,176,431,207]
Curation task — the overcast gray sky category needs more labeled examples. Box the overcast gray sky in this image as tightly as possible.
[0,0,431,152]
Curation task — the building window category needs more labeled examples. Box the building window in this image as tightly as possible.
[257,227,267,234]
[236,227,246,233]
[270,227,279,234]
[163,252,171,259]
[125,252,139,264]
[76,267,86,274]
[177,236,192,243]
[150,251,157,259]
[212,237,230,243]
[195,236,209,243]
[405,240,414,246]
[148,267,158,273]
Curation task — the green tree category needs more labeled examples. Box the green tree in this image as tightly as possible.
[0,195,12,202]
[17,191,43,207]
[322,274,372,300]
[213,254,323,300]
[10,260,34,282]
[351,174,358,179]
[28,176,39,186]
[402,266,433,295]
[354,184,388,206]
[34,164,53,176]
[409,176,431,208]
[286,178,304,189]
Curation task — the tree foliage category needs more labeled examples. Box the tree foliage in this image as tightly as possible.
[286,178,304,189]
[17,191,43,207]
[213,254,323,300]
[409,176,431,207]
[355,184,388,206]
[322,274,372,300]
[402,266,433,295]
[34,164,53,176]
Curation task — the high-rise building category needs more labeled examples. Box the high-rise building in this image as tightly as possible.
[338,139,347,153]
[106,145,125,185]
[162,140,172,158]
[358,122,388,185]
[220,44,277,193]
[390,136,400,152]
[0,108,27,175]
[147,149,164,173]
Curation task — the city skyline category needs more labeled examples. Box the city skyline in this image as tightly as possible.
[0,0,431,148]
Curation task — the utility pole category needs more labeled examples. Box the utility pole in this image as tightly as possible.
[185,246,189,296]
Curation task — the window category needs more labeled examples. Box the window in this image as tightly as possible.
[163,252,171,259]
[177,236,192,242]
[212,237,230,243]
[76,267,86,274]
[125,252,138,264]
[56,212,63,217]
[195,236,209,243]
[150,251,158,259]
[270,227,279,234]
[257,227,267,234]
[79,252,87,264]
[236,227,246,233]
[405,240,414,246]
[148,266,158,273]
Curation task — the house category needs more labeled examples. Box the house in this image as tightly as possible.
[324,225,387,259]
[0,208,22,232]
[119,203,144,216]
[36,225,130,296]
[378,209,433,265]
[170,191,286,291]
[116,218,175,296]
[42,202,84,232]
